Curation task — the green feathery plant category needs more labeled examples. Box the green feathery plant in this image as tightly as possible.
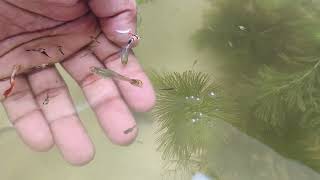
[150,70,239,178]
[146,0,320,177]
[191,0,320,175]
[252,60,320,127]
[193,0,320,71]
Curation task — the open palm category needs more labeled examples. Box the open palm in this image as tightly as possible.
[0,0,155,165]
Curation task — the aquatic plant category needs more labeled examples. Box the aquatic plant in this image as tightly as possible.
[252,60,320,127]
[193,0,320,69]
[191,0,320,175]
[150,70,239,178]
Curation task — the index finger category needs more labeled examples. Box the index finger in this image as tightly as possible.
[89,0,137,46]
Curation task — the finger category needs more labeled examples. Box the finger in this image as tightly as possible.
[62,52,138,145]
[0,76,53,151]
[89,0,137,46]
[93,34,156,112]
[27,67,94,165]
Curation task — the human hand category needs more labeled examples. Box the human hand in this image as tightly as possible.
[0,0,155,165]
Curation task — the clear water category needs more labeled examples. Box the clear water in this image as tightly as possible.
[1,0,320,179]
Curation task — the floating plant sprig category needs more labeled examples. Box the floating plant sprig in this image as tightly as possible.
[150,70,239,177]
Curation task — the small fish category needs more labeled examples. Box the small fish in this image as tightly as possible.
[90,67,143,87]
[43,93,49,105]
[120,44,130,65]
[123,125,137,134]
[3,65,21,98]
[116,29,140,65]
[3,82,15,98]
[57,46,64,55]
[26,48,51,58]
[40,49,50,57]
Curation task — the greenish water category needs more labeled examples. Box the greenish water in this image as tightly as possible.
[1,0,320,179]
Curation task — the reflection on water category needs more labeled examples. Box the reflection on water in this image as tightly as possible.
[1,0,320,179]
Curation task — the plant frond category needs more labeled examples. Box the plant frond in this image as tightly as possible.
[150,70,239,177]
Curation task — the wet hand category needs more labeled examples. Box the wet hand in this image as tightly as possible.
[0,0,155,165]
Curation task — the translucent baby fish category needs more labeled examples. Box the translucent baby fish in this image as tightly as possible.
[121,34,140,65]
[116,29,140,65]
[120,44,130,65]
[26,48,51,58]
[90,67,143,87]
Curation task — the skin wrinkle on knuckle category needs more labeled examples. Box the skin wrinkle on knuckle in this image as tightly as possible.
[3,91,41,122]
[102,51,121,64]
[93,94,121,112]
[93,40,121,62]
[81,76,122,108]
[79,71,103,88]
[34,84,67,98]
[48,113,78,125]
[11,108,42,124]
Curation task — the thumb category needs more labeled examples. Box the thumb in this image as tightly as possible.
[89,0,138,47]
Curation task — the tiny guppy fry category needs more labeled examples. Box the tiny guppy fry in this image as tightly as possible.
[90,66,143,87]
[116,30,140,65]
[3,65,21,98]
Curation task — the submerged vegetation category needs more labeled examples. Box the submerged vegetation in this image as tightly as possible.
[193,0,320,68]
[150,0,320,179]
[253,60,320,127]
[150,70,239,178]
[196,0,320,176]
